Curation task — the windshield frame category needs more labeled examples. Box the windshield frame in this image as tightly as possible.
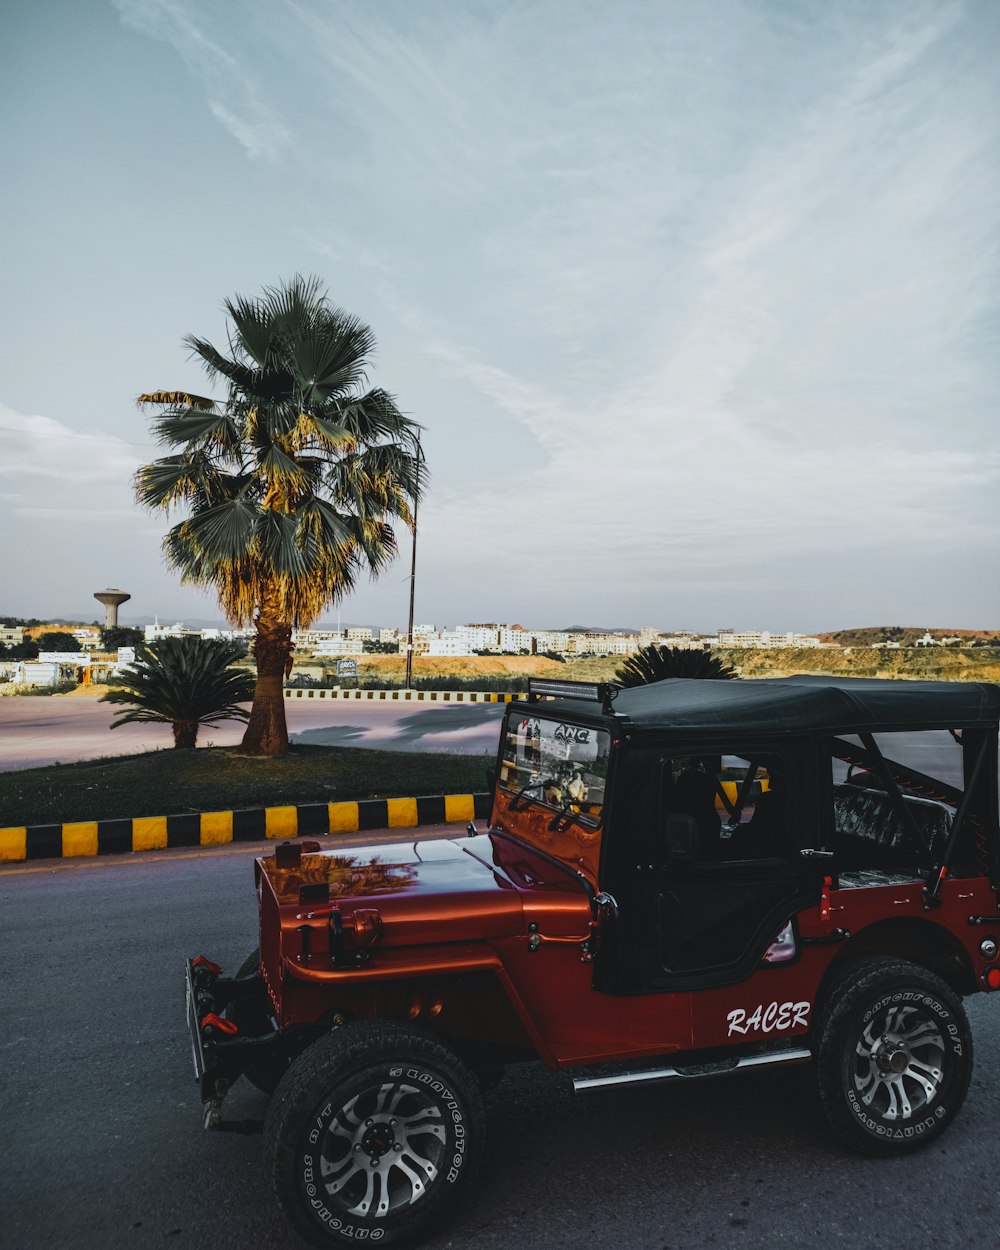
[497,707,614,830]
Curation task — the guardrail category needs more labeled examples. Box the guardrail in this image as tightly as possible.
[284,688,523,702]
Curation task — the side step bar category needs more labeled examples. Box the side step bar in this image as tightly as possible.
[572,1047,812,1094]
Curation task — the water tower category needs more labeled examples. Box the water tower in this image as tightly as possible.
[94,588,131,629]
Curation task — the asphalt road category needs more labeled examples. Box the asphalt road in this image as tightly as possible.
[0,695,507,772]
[4,833,1000,1250]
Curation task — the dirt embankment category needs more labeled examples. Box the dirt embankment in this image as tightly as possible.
[344,654,570,681]
[51,645,1000,700]
[727,647,1000,683]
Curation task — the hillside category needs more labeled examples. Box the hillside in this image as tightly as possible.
[818,626,1000,647]
[323,648,1000,686]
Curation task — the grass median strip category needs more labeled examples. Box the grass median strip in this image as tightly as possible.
[0,744,495,862]
[0,743,493,827]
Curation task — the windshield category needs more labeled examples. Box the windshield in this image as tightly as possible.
[499,712,612,826]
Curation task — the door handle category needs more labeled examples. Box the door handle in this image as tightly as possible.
[800,848,834,861]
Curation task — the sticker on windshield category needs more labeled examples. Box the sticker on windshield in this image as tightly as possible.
[500,713,611,825]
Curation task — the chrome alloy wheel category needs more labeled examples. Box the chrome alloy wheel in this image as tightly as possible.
[316,1081,447,1220]
[853,1003,946,1121]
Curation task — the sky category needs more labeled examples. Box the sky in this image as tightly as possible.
[1,0,998,633]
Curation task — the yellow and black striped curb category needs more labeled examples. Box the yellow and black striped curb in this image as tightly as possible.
[0,792,491,864]
[284,688,523,702]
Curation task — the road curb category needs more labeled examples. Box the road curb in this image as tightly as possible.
[0,792,492,864]
[283,688,523,701]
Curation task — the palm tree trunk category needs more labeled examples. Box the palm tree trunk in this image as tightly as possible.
[172,721,199,749]
[239,603,291,756]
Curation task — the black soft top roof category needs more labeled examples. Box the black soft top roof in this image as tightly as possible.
[535,676,1000,736]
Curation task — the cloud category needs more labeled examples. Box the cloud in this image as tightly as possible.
[81,3,1000,625]
[418,338,1000,607]
[0,405,141,487]
[112,0,291,161]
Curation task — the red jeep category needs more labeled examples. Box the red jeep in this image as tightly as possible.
[186,676,1000,1247]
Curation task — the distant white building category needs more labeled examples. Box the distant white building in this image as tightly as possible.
[498,626,533,653]
[562,631,640,656]
[532,630,571,654]
[201,627,253,643]
[659,635,705,650]
[311,634,365,656]
[294,629,340,647]
[40,652,91,665]
[715,630,823,650]
[16,661,62,686]
[457,624,502,652]
[144,619,197,641]
[426,631,473,657]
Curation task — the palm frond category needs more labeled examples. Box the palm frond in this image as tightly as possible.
[223,293,276,369]
[151,407,242,451]
[254,510,309,577]
[184,334,262,393]
[298,413,356,452]
[615,646,737,687]
[135,452,224,509]
[185,495,258,561]
[288,315,376,405]
[298,496,354,553]
[258,441,309,489]
[137,391,216,410]
[334,387,414,444]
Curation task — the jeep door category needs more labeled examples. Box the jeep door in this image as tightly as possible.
[601,740,825,994]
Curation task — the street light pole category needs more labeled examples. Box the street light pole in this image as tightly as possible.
[404,434,422,690]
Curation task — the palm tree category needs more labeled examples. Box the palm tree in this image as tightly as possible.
[101,636,255,748]
[134,276,423,756]
[615,645,737,687]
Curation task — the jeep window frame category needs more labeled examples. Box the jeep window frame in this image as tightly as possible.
[497,706,614,830]
[596,733,827,993]
[825,727,997,895]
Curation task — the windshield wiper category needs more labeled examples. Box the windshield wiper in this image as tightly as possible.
[509,780,544,811]
[549,806,576,832]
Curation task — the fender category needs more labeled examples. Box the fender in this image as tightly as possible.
[282,944,558,1066]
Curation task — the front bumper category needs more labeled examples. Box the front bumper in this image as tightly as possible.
[184,956,297,1128]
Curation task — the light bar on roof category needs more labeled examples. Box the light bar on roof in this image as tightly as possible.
[528,678,614,703]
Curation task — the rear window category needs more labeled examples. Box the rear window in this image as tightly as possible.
[830,731,961,869]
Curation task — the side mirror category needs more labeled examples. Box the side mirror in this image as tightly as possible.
[665,812,699,863]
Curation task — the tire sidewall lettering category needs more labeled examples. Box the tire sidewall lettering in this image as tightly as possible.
[846,985,960,1139]
[298,1062,468,1239]
[861,990,963,1056]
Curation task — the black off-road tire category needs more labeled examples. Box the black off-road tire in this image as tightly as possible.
[263,1021,485,1248]
[814,956,972,1155]
[229,948,287,1095]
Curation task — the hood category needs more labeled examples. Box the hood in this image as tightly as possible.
[259,832,586,949]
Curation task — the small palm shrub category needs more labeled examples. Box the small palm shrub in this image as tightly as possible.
[615,645,736,688]
[101,636,255,748]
